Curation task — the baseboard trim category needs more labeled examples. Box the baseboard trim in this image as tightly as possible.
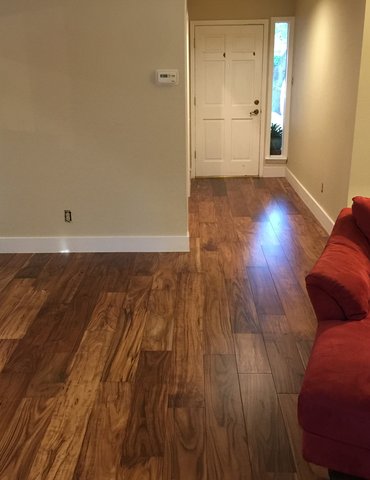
[0,235,190,253]
[286,168,335,234]
[263,164,286,178]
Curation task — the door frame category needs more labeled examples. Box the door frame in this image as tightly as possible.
[190,19,269,179]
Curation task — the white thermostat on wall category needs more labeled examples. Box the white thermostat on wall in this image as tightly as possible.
[156,69,179,85]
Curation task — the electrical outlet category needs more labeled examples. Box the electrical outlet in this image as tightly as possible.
[64,210,72,223]
[321,183,324,193]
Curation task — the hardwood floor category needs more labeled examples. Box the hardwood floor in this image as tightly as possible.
[0,177,330,479]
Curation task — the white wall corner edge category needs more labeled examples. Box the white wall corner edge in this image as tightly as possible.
[286,168,335,234]
[0,234,190,254]
[262,164,287,178]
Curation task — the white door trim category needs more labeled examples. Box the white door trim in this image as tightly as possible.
[190,19,269,178]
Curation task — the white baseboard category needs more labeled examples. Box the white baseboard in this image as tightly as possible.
[286,168,335,234]
[263,164,286,178]
[0,235,190,254]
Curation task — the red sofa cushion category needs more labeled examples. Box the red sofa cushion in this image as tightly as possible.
[302,430,370,479]
[306,209,370,320]
[352,196,370,242]
[299,319,370,452]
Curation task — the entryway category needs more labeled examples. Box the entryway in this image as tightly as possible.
[191,22,267,178]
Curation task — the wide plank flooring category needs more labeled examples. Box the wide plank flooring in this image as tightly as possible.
[0,178,329,479]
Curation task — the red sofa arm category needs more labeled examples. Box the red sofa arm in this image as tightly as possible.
[306,284,346,321]
[305,209,370,321]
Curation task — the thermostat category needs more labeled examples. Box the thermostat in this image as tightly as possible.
[156,69,179,85]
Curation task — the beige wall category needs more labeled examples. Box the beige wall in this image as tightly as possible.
[0,0,188,238]
[348,0,370,201]
[188,0,296,20]
[288,0,365,221]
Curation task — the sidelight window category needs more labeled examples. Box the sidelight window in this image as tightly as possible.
[266,18,294,160]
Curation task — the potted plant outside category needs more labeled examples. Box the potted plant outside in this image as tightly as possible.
[270,123,283,155]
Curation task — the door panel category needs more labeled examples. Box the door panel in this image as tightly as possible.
[231,61,254,106]
[195,25,264,177]
[205,61,225,105]
[232,120,251,161]
[204,120,225,161]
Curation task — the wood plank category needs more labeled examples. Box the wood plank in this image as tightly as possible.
[87,253,133,293]
[241,241,268,267]
[279,394,329,480]
[239,182,268,222]
[217,219,239,243]
[25,288,124,391]
[86,292,126,333]
[45,258,111,350]
[102,276,152,382]
[122,351,171,466]
[228,189,250,217]
[0,254,31,294]
[218,242,246,280]
[25,348,67,398]
[100,253,135,293]
[192,178,213,201]
[204,354,252,480]
[27,384,98,480]
[0,279,47,340]
[214,197,234,222]
[262,244,317,337]
[73,383,132,480]
[203,265,234,355]
[142,270,177,351]
[177,238,201,273]
[157,253,181,272]
[15,253,52,279]
[247,222,280,247]
[0,254,15,269]
[25,270,115,393]
[0,340,19,372]
[259,315,291,335]
[233,218,254,243]
[34,253,88,301]
[170,273,204,407]
[225,277,260,334]
[3,256,90,376]
[200,222,220,251]
[189,212,200,238]
[212,179,227,197]
[119,457,163,480]
[296,339,314,370]
[66,329,112,387]
[133,253,159,276]
[12,333,57,381]
[164,408,206,480]
[198,200,216,223]
[239,374,295,479]
[264,335,305,394]
[234,334,271,373]
[188,195,199,215]
[247,266,284,316]
[0,395,57,479]
[0,373,31,433]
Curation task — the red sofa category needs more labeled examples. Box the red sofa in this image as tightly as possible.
[298,197,370,480]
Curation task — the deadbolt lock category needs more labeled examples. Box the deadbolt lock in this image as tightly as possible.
[254,99,260,105]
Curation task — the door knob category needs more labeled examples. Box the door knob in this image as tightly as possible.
[250,109,259,116]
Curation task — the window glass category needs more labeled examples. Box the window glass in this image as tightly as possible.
[270,22,289,156]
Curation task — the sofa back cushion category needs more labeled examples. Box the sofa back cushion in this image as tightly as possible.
[352,196,370,242]
[306,208,370,321]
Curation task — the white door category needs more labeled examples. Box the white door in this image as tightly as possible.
[194,25,264,177]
